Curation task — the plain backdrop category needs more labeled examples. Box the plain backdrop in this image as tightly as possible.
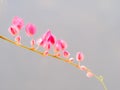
[0,0,120,90]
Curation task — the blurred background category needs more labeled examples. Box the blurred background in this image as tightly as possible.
[0,0,120,90]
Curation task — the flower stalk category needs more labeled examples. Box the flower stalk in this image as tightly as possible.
[0,35,108,90]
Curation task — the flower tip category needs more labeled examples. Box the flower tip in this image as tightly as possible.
[47,29,51,33]
[86,72,94,78]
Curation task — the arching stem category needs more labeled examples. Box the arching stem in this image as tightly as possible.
[0,35,108,90]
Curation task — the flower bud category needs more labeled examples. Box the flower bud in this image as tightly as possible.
[86,72,94,78]
[26,23,36,37]
[76,52,84,62]
[63,50,70,58]
[15,35,21,44]
[8,25,19,36]
[80,65,87,71]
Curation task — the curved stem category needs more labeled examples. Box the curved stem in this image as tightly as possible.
[0,35,108,90]
[94,75,108,90]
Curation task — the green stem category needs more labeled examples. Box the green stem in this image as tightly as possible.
[94,75,108,90]
[0,35,108,90]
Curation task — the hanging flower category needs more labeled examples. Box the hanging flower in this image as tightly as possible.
[76,52,84,62]
[63,50,70,58]
[8,25,19,36]
[25,23,36,37]
[54,40,67,52]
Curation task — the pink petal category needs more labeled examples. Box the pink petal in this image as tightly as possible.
[54,40,67,52]
[59,40,67,50]
[30,39,35,48]
[48,34,56,45]
[41,30,56,45]
[26,23,36,36]
[86,72,94,78]
[36,38,46,47]
[63,50,70,58]
[54,41,61,52]
[80,65,87,71]
[8,25,19,36]
[76,52,84,62]
[42,29,51,40]
[12,16,24,30]
[36,38,43,46]
[15,35,21,44]
[43,50,49,56]
[44,42,51,50]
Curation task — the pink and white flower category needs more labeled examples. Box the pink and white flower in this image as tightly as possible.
[12,16,24,30]
[8,25,19,36]
[54,40,67,52]
[76,52,84,62]
[25,23,36,37]
[63,50,70,58]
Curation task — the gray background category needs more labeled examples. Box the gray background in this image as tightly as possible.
[0,0,120,90]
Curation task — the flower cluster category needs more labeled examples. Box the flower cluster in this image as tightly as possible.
[8,16,94,78]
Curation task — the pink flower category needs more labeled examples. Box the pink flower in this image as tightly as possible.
[76,52,84,62]
[54,40,67,52]
[59,40,67,50]
[8,25,19,36]
[44,42,51,50]
[36,38,46,47]
[42,30,51,40]
[36,30,56,50]
[54,42,61,52]
[12,16,24,30]
[47,34,56,45]
[63,50,70,58]
[25,23,36,36]
[42,30,56,45]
